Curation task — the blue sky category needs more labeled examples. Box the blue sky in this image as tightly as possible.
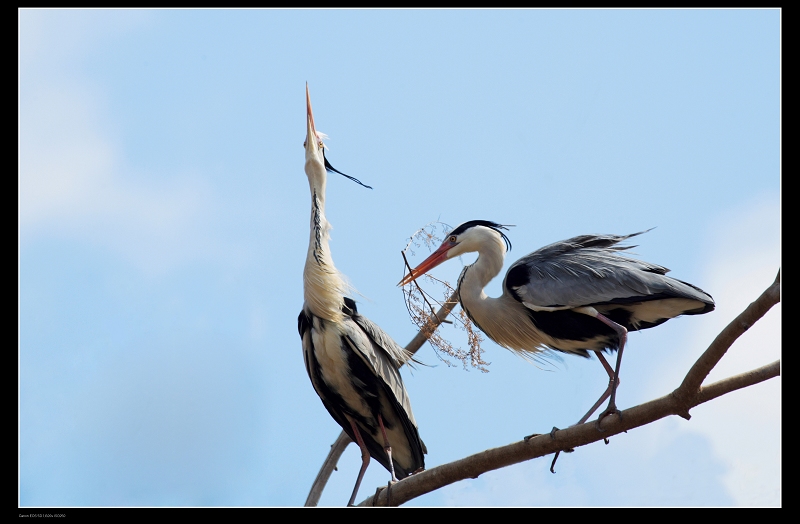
[19,9,780,507]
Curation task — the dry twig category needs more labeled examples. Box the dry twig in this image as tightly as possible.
[400,222,488,371]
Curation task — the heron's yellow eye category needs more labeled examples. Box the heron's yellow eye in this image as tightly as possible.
[449,236,457,243]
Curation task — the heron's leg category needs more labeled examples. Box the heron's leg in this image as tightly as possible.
[346,415,371,507]
[377,414,398,482]
[575,352,617,424]
[594,313,627,427]
[549,352,618,473]
[548,341,625,473]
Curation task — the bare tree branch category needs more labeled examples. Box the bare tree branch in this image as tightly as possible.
[353,271,782,506]
[304,431,352,507]
[304,292,459,506]
[673,270,780,417]
[695,360,780,406]
[360,360,780,507]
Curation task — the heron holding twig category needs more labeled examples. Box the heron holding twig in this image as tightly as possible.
[399,221,714,435]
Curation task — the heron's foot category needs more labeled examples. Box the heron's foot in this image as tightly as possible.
[370,484,386,507]
[524,432,542,441]
[550,451,560,474]
[595,403,622,431]
[386,480,395,506]
[547,426,576,474]
[550,447,575,474]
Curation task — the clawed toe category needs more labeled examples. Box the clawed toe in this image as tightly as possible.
[595,406,622,431]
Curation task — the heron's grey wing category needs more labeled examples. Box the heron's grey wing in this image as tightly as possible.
[341,312,427,468]
[504,232,713,310]
[342,314,418,425]
[299,306,425,476]
[341,296,413,369]
[349,313,413,368]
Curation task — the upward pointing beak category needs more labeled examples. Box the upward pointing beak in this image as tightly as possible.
[303,84,372,189]
[398,242,453,286]
[305,83,320,156]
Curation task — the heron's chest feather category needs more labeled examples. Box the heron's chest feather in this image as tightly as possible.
[463,293,553,351]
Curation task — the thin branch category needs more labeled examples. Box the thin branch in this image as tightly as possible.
[404,291,459,355]
[695,360,780,406]
[304,431,352,506]
[674,270,780,415]
[303,292,459,506]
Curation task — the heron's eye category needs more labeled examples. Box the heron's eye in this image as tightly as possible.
[449,236,457,243]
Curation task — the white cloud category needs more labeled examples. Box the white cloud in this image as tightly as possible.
[19,80,215,274]
[19,11,230,275]
[676,194,781,506]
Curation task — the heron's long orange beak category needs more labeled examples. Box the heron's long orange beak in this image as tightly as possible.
[398,243,453,286]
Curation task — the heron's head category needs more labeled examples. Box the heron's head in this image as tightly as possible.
[303,84,372,190]
[398,220,512,286]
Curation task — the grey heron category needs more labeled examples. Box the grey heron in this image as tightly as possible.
[298,85,426,506]
[398,221,714,430]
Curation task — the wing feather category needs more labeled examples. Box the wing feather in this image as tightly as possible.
[504,231,714,311]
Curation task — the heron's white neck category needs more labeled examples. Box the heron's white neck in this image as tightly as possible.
[457,231,549,352]
[457,234,506,306]
[456,232,557,353]
[303,170,346,322]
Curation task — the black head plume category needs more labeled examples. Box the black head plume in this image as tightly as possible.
[323,150,372,190]
[449,220,514,252]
